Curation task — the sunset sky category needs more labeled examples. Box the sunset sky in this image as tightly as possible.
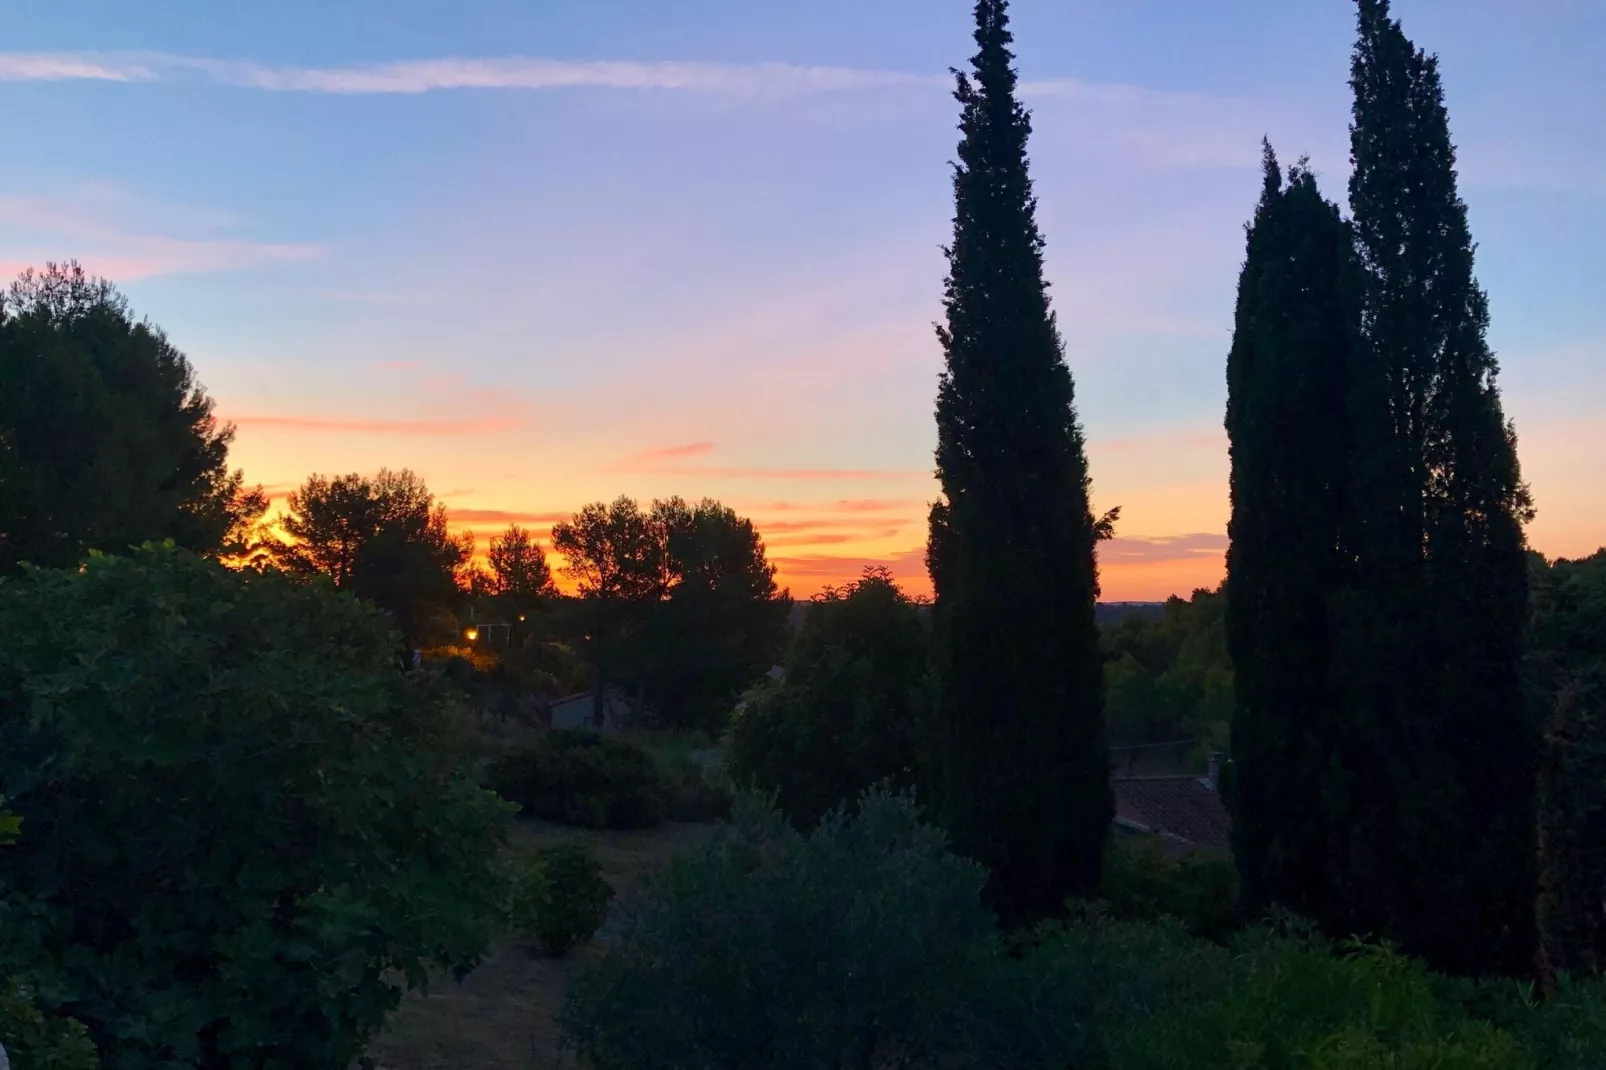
[3,0,1602,599]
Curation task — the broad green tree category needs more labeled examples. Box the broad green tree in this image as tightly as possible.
[1335,0,1537,976]
[487,523,556,603]
[552,496,788,730]
[927,0,1110,925]
[728,566,929,826]
[0,546,507,1068]
[272,468,472,645]
[0,263,264,574]
[1223,146,1362,925]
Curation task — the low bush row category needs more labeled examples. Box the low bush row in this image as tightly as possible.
[558,789,1606,1070]
[487,729,732,830]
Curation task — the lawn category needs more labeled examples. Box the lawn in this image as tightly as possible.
[361,817,718,1070]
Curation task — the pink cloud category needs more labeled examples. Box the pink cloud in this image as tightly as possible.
[228,413,523,435]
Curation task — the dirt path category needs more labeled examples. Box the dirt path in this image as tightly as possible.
[362,819,717,1070]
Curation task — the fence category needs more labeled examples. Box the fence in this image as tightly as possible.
[1109,738,1200,778]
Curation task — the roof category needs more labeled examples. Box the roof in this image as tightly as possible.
[1113,776,1231,854]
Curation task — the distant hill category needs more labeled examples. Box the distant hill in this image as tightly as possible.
[787,599,1165,630]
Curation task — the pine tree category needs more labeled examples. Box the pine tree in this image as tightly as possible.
[1225,144,1362,923]
[929,0,1109,927]
[1340,0,1537,976]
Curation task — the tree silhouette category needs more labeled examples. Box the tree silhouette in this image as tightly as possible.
[272,469,471,645]
[0,262,264,574]
[1224,143,1362,927]
[928,0,1110,926]
[1333,0,1537,976]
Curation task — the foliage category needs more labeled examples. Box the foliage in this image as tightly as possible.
[559,789,995,1069]
[726,566,930,827]
[1102,836,1241,943]
[506,845,614,958]
[0,546,510,1069]
[1114,937,1536,1068]
[1103,586,1231,750]
[0,263,264,575]
[553,496,789,732]
[1529,549,1606,975]
[485,523,556,603]
[0,979,98,1070]
[1538,670,1606,976]
[953,914,1235,1069]
[1322,0,1537,976]
[638,497,791,732]
[487,730,666,829]
[1223,146,1361,928]
[928,0,1111,928]
[269,468,474,646]
[628,732,733,822]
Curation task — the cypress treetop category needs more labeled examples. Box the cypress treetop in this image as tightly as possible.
[929,0,1110,927]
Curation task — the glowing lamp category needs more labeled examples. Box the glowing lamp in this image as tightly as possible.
[464,627,479,642]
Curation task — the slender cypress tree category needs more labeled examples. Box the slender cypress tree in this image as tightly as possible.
[929,0,1109,927]
[1340,0,1537,976]
[1225,144,1361,924]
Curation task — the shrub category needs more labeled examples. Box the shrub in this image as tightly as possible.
[488,730,665,829]
[0,978,98,1070]
[726,568,930,827]
[627,732,732,822]
[1112,936,1532,1069]
[1102,836,1241,941]
[0,547,510,1069]
[515,845,615,957]
[559,788,994,1069]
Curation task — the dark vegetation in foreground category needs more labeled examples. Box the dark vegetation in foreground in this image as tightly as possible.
[2,0,1606,1067]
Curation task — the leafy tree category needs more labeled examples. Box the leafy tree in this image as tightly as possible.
[1222,146,1362,926]
[642,497,790,731]
[271,468,473,645]
[1333,0,1537,976]
[486,523,556,604]
[0,263,264,575]
[1530,550,1606,976]
[727,567,929,827]
[928,0,1110,925]
[553,496,673,726]
[552,496,788,730]
[1103,586,1232,750]
[0,546,509,1069]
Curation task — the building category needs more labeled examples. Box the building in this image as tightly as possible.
[1112,752,1231,857]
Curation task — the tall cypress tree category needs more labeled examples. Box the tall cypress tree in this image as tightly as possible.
[1340,0,1537,976]
[929,0,1109,927]
[1225,144,1361,924]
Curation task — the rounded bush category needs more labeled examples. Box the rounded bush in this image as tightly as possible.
[520,844,615,958]
[489,730,666,829]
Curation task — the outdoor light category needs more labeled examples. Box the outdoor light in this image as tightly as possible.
[464,627,479,642]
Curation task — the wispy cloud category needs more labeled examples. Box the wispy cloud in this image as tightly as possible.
[645,465,923,481]
[1099,532,1228,564]
[229,413,523,435]
[446,508,571,526]
[0,193,321,281]
[0,53,157,83]
[0,51,931,97]
[622,441,717,464]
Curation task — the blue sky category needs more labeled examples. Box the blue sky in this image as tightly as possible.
[2,0,1601,596]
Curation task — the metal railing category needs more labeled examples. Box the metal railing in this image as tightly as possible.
[1109,738,1200,778]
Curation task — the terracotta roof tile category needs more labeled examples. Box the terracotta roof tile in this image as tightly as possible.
[1113,776,1231,853]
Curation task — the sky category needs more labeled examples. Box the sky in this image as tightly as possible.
[2,0,1602,599]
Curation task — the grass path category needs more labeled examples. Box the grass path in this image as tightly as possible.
[362,818,717,1070]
